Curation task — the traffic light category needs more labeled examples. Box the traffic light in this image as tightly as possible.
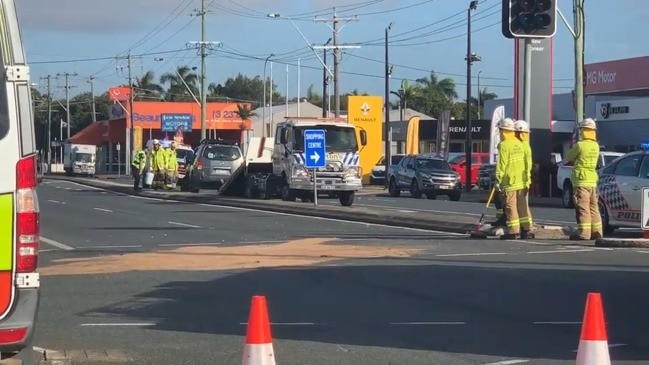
[502,0,557,39]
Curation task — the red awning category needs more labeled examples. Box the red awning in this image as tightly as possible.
[69,122,107,145]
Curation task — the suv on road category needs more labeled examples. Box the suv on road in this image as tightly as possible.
[387,154,462,200]
[0,1,41,362]
[180,139,244,193]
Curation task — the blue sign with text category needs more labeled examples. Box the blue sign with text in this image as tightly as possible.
[161,113,193,132]
[303,129,327,169]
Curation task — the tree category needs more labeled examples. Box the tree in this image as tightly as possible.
[234,104,258,130]
[160,65,199,102]
[413,71,458,118]
[134,70,164,101]
[218,73,284,107]
[470,87,498,119]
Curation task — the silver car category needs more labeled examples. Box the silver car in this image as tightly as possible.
[180,140,244,193]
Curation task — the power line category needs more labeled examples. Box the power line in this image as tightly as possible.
[29,48,189,65]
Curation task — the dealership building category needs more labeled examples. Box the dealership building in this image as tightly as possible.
[485,56,649,157]
[69,87,252,173]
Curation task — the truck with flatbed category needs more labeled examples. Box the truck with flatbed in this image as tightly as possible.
[219,116,367,206]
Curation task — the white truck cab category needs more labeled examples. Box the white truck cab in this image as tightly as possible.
[0,0,41,362]
[273,117,367,206]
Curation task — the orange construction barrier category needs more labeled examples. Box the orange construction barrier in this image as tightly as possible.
[242,296,276,365]
[576,292,611,365]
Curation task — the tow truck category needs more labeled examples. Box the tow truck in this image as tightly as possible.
[219,116,367,206]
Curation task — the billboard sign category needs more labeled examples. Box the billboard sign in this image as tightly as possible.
[161,113,193,132]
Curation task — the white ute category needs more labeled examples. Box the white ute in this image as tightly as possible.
[556,151,623,208]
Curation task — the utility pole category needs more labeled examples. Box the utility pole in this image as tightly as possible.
[88,76,97,123]
[57,72,77,140]
[40,75,54,172]
[314,8,359,117]
[322,38,332,117]
[573,0,585,124]
[187,0,221,141]
[116,53,139,174]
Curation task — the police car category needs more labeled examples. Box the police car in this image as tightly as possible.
[597,144,649,235]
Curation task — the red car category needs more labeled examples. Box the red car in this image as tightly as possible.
[448,153,490,188]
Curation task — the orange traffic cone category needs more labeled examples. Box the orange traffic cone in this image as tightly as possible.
[576,293,611,365]
[242,296,276,365]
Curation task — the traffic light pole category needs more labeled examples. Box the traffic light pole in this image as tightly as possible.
[573,0,585,124]
[523,38,532,123]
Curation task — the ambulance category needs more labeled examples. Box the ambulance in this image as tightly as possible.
[0,0,41,362]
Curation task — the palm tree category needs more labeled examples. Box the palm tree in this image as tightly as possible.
[133,70,164,101]
[234,104,258,130]
[415,71,458,118]
[471,87,498,119]
[159,65,199,101]
[392,79,420,115]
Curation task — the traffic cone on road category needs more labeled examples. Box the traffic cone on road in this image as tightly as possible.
[242,295,276,365]
[576,292,611,365]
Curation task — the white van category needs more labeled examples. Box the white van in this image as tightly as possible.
[0,0,41,363]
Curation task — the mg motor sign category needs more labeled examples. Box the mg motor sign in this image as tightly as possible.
[585,56,649,94]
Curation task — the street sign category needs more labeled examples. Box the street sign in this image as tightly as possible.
[303,129,327,169]
[642,188,649,230]
[161,113,193,132]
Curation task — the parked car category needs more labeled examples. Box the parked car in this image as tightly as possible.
[477,164,496,190]
[387,154,462,201]
[448,153,490,188]
[597,148,649,235]
[557,151,624,208]
[180,139,244,193]
[369,154,405,185]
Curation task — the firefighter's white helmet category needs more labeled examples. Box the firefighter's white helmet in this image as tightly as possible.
[498,118,516,131]
[579,118,597,130]
[514,119,530,132]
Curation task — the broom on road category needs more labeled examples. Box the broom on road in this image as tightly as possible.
[469,185,497,238]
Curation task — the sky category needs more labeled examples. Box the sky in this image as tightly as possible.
[17,0,649,105]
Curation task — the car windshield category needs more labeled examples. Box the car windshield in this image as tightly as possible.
[202,145,241,161]
[448,155,464,164]
[293,125,358,152]
[417,158,450,170]
[175,149,194,161]
[603,155,621,165]
[74,153,93,163]
[392,155,404,165]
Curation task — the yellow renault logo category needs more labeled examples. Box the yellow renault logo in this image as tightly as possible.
[361,103,370,116]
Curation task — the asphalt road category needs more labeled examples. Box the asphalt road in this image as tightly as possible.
[34,180,649,364]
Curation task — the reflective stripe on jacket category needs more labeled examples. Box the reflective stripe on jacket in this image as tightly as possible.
[495,139,526,192]
[131,150,147,171]
[567,139,599,188]
[151,149,167,171]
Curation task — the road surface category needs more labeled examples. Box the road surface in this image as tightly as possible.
[34,180,649,364]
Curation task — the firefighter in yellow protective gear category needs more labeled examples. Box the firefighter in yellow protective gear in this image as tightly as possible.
[514,119,534,238]
[131,149,147,191]
[150,139,167,190]
[495,118,530,239]
[565,118,602,240]
[164,141,179,190]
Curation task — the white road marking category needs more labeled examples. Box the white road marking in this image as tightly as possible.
[637,250,649,254]
[40,236,75,251]
[483,360,530,365]
[533,321,582,325]
[75,245,143,249]
[168,221,201,228]
[39,249,57,253]
[80,322,156,327]
[526,249,595,254]
[239,322,317,326]
[389,321,466,325]
[47,199,62,204]
[93,207,113,213]
[397,209,416,213]
[436,252,507,257]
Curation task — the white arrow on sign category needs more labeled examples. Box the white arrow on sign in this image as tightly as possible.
[310,151,320,163]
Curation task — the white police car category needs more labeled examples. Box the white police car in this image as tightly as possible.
[597,144,649,235]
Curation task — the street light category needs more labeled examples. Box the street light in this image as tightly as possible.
[477,70,483,119]
[322,37,332,117]
[384,22,394,189]
[465,0,479,192]
[263,54,274,137]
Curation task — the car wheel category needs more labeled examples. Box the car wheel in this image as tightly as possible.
[562,182,574,208]
[599,199,616,235]
[339,191,355,206]
[449,191,461,201]
[388,178,400,197]
[410,179,422,199]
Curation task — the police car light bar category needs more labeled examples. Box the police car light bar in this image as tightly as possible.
[642,142,649,150]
